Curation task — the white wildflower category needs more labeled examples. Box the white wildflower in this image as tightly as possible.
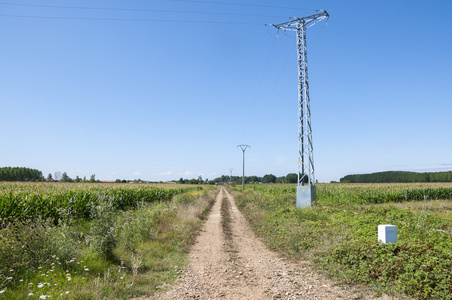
[0,289,5,294]
[37,283,44,288]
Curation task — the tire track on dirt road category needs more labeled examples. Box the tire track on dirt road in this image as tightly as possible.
[151,187,396,299]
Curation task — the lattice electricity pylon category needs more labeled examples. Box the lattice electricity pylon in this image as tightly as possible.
[270,11,329,207]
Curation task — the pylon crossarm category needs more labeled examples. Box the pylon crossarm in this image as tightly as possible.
[269,10,329,31]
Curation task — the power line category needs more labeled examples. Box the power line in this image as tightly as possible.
[247,42,296,141]
[0,14,263,25]
[0,2,290,19]
[171,0,317,11]
[241,37,277,141]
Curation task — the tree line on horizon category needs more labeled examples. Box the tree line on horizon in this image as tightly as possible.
[340,171,452,183]
[0,167,98,183]
[5,167,451,184]
[176,173,300,185]
[0,167,43,181]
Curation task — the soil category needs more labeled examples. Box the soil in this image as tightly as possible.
[147,187,399,299]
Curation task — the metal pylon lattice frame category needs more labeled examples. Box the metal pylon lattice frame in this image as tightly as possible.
[271,11,329,189]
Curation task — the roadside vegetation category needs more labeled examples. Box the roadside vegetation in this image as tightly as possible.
[233,183,452,299]
[0,183,217,299]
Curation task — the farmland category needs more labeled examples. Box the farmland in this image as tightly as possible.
[0,182,216,299]
[233,182,452,299]
[1,182,452,299]
[0,182,202,223]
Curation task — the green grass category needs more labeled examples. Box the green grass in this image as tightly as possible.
[233,183,452,299]
[0,183,217,299]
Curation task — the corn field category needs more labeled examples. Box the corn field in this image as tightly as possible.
[250,182,452,205]
[0,182,203,223]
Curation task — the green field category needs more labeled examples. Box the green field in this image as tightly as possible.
[234,183,452,299]
[0,182,216,299]
[0,182,202,223]
[2,182,451,299]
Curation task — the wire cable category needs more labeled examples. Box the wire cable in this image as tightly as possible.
[241,37,277,142]
[0,14,264,25]
[171,0,317,11]
[0,2,291,19]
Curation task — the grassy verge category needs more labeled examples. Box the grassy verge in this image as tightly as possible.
[0,187,217,299]
[232,185,452,299]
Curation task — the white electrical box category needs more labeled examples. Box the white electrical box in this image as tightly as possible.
[378,225,397,244]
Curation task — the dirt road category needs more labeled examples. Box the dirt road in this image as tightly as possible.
[153,187,393,299]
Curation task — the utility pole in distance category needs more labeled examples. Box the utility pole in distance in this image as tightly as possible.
[228,168,233,185]
[237,145,250,191]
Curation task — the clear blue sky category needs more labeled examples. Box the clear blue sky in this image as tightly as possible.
[1,0,451,182]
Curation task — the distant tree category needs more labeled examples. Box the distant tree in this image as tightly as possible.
[246,176,259,183]
[198,175,204,184]
[276,176,286,183]
[75,176,81,182]
[286,173,298,183]
[262,174,276,183]
[89,174,96,183]
[189,178,199,184]
[54,171,62,181]
[115,179,121,183]
[61,172,72,182]
[47,173,53,180]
